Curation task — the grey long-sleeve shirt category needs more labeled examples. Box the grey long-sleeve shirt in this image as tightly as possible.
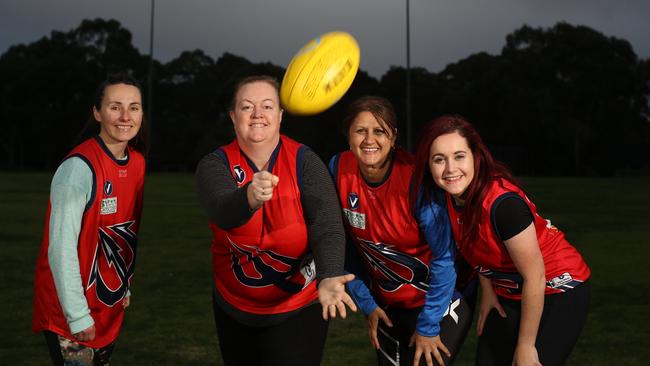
[196,147,345,281]
[196,146,346,325]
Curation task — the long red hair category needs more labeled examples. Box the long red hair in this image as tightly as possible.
[411,115,520,246]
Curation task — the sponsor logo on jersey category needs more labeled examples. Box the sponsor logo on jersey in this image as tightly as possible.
[547,272,582,291]
[343,208,365,229]
[100,180,117,215]
[357,238,429,293]
[227,237,314,293]
[101,197,117,215]
[233,165,246,185]
[87,221,137,306]
[545,219,560,234]
[118,169,128,178]
[348,192,360,210]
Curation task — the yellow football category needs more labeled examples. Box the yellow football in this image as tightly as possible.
[280,31,360,115]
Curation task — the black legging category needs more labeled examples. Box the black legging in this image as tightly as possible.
[476,281,591,366]
[377,292,473,366]
[212,296,328,366]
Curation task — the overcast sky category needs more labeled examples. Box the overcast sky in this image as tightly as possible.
[1,0,649,77]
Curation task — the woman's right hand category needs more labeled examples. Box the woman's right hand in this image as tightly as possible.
[73,324,96,342]
[477,276,507,336]
[247,171,279,209]
[367,307,393,349]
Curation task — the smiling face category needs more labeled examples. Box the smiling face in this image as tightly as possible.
[94,83,143,153]
[230,81,282,146]
[348,111,396,179]
[429,131,475,204]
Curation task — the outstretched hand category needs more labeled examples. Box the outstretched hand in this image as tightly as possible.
[318,273,357,320]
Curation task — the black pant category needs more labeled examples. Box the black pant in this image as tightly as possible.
[377,294,473,366]
[476,281,591,366]
[212,298,328,366]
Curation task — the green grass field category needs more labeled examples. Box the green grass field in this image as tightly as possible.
[1,172,649,365]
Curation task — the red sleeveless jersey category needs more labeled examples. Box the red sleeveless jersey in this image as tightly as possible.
[333,149,432,308]
[447,178,590,300]
[32,137,145,347]
[208,135,318,314]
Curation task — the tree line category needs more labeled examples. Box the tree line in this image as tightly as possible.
[1,18,648,175]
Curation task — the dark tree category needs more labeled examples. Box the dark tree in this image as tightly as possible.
[431,23,650,175]
[1,19,648,175]
[0,18,148,170]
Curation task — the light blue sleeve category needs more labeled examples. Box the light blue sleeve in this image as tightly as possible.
[48,157,95,334]
[414,190,457,337]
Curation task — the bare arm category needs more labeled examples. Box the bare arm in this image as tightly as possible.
[504,222,546,366]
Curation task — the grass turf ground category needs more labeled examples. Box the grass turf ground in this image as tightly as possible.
[1,172,648,365]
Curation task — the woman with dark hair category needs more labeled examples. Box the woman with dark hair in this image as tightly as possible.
[32,73,148,365]
[196,75,356,366]
[329,96,472,366]
[412,115,591,366]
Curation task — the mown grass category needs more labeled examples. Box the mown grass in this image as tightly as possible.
[1,172,648,365]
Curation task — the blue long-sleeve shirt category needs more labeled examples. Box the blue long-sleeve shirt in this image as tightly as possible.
[412,189,456,336]
[343,188,456,337]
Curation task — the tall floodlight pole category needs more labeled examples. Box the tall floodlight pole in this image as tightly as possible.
[148,0,155,129]
[406,0,412,151]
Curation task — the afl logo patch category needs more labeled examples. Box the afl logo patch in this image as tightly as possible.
[233,165,246,185]
[104,180,113,196]
[348,192,359,210]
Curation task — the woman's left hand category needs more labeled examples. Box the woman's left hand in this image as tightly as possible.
[410,333,450,366]
[122,296,130,309]
[318,273,358,320]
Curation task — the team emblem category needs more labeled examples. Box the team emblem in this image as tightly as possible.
[104,180,113,196]
[227,237,314,293]
[357,238,429,293]
[348,192,360,210]
[233,165,246,184]
[87,221,137,306]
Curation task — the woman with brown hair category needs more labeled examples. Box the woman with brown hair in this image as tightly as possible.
[33,73,148,365]
[196,75,356,366]
[330,96,472,366]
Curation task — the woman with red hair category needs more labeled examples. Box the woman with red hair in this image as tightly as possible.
[411,115,590,365]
